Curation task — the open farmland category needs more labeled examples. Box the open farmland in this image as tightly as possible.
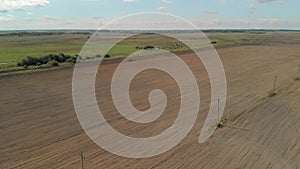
[1,31,300,76]
[1,31,300,63]
[1,32,300,168]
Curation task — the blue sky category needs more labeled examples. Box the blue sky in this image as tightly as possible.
[0,0,299,30]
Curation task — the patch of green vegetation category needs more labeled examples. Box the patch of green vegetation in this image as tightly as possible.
[107,34,191,57]
[109,44,139,57]
[0,62,73,77]
[217,122,224,128]
[269,89,278,97]
[17,53,76,67]
[0,60,73,77]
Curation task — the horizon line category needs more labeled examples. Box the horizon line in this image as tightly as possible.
[1,28,300,32]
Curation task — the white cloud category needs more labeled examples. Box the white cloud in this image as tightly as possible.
[202,10,219,15]
[123,0,136,2]
[254,0,284,5]
[221,0,234,1]
[43,15,59,21]
[23,17,32,20]
[0,14,14,21]
[0,0,49,12]
[221,0,281,4]
[158,6,168,12]
[162,0,171,3]
[190,18,300,29]
[247,4,256,9]
[0,16,109,30]
[254,0,277,3]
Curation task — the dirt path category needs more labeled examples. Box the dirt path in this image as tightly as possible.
[1,44,300,168]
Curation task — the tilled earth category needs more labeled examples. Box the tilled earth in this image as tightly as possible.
[1,44,300,168]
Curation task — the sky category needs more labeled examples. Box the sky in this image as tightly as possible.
[0,0,299,30]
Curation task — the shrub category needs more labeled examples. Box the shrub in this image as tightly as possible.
[18,56,40,66]
[48,60,59,67]
[217,122,224,128]
[104,54,110,58]
[17,53,72,67]
[95,54,102,58]
[269,90,278,97]
[66,58,75,63]
[143,46,154,50]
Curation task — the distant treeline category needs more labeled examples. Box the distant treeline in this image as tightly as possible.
[0,31,93,36]
[1,29,299,36]
[202,29,300,33]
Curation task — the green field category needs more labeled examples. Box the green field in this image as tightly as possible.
[1,31,300,75]
[0,33,187,64]
[0,33,87,63]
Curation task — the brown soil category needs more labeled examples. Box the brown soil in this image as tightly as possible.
[1,44,300,169]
